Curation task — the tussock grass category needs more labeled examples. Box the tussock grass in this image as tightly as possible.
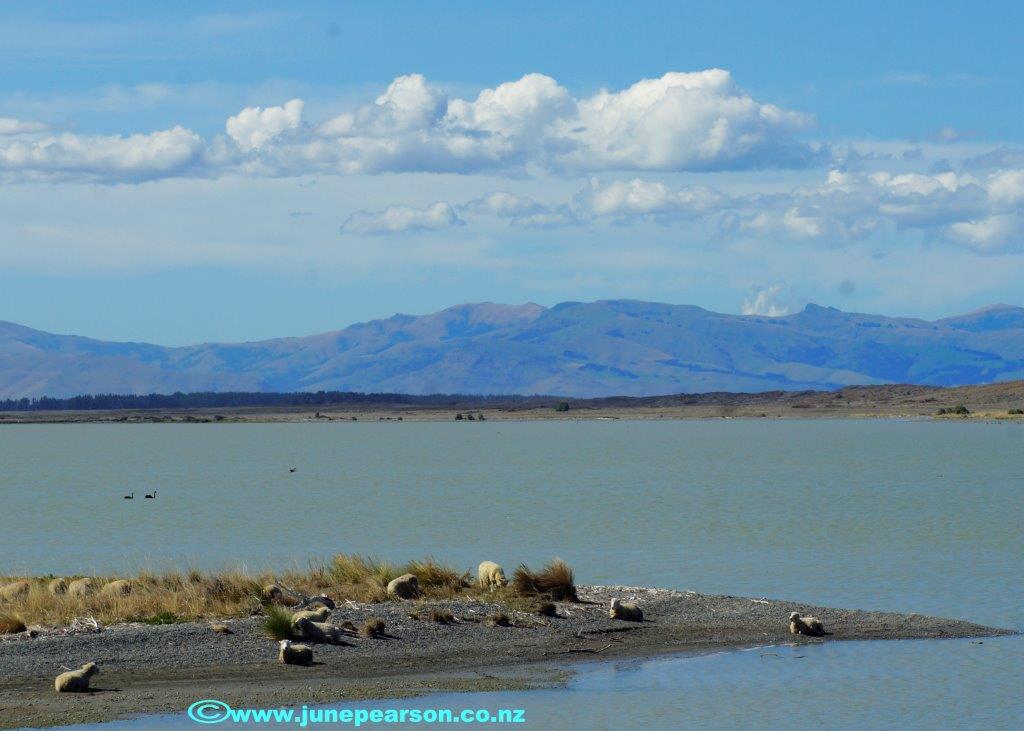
[485,612,510,627]
[262,605,295,641]
[359,617,386,638]
[0,612,27,634]
[0,555,578,627]
[511,559,578,602]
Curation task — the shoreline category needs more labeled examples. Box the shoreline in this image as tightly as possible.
[0,586,1015,729]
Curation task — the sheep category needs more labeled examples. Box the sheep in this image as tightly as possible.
[789,612,826,637]
[48,578,69,597]
[99,579,132,597]
[54,662,99,692]
[477,561,508,591]
[292,616,347,644]
[609,598,644,622]
[263,584,300,606]
[0,581,30,602]
[67,578,95,597]
[290,606,331,624]
[387,573,419,600]
[277,640,314,666]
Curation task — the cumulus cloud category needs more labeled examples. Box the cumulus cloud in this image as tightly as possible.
[339,201,463,236]
[581,178,726,218]
[226,98,303,151]
[741,285,791,316]
[947,215,1024,253]
[461,191,576,228]
[0,126,204,183]
[0,69,818,183]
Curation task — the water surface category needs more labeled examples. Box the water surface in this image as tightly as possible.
[3,420,1022,729]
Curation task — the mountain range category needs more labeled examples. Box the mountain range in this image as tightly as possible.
[2,300,1024,399]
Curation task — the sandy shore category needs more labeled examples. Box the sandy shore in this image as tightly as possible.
[0,586,1014,728]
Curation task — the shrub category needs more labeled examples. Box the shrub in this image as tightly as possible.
[1009,408,1024,415]
[936,404,970,415]
[511,559,578,602]
[261,605,295,640]
[555,402,570,412]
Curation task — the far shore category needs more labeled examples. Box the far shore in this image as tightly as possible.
[2,381,1024,424]
[0,586,1015,729]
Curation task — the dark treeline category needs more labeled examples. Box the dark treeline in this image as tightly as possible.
[0,391,550,413]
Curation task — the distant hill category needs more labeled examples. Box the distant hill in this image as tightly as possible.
[2,300,1024,399]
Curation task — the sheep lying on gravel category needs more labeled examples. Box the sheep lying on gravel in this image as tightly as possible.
[0,581,30,602]
[387,573,419,599]
[67,578,94,597]
[477,561,508,591]
[99,580,132,597]
[48,578,69,596]
[54,662,99,692]
[292,617,347,644]
[789,612,826,637]
[291,606,331,624]
[278,640,313,666]
[609,598,644,622]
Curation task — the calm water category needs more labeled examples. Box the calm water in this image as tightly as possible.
[3,420,1023,729]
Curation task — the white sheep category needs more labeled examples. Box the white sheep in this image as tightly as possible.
[477,561,508,591]
[609,598,644,622]
[54,662,99,692]
[292,616,346,644]
[67,578,95,597]
[789,612,826,637]
[387,573,419,600]
[278,640,314,666]
[0,580,30,602]
[99,579,132,597]
[290,606,331,624]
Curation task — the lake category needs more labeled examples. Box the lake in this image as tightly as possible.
[2,420,1022,729]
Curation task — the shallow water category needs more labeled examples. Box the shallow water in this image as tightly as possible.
[3,420,1023,729]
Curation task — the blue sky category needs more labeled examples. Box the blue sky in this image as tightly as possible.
[1,1,1022,344]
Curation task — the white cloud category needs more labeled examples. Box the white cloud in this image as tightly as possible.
[0,117,47,135]
[0,126,204,182]
[226,98,303,151]
[340,201,463,236]
[947,215,1023,253]
[742,285,791,316]
[582,178,726,217]
[461,191,576,228]
[0,70,819,182]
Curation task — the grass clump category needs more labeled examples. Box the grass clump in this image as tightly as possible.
[0,613,27,634]
[511,559,578,602]
[359,617,386,638]
[484,612,510,627]
[132,611,182,625]
[330,554,398,586]
[401,558,468,592]
[261,605,295,641]
[429,608,456,624]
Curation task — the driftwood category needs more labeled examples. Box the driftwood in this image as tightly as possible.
[274,584,336,611]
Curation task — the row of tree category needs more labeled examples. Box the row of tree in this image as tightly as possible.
[0,391,546,412]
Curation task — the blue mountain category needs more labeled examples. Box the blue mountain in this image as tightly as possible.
[2,301,1023,398]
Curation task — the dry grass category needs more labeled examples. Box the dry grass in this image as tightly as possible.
[511,559,578,602]
[0,555,577,628]
[359,617,386,638]
[0,612,27,634]
[484,612,510,627]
